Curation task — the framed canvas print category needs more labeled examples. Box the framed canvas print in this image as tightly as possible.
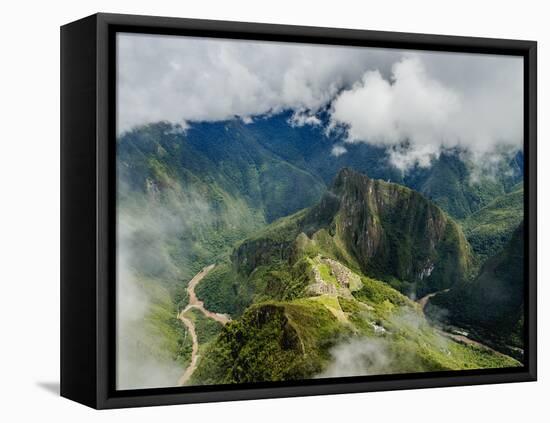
[60,13,537,409]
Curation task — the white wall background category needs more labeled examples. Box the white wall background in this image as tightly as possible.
[1,0,547,420]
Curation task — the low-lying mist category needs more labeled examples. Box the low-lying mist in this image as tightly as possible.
[319,308,451,378]
[319,338,396,378]
[116,178,213,390]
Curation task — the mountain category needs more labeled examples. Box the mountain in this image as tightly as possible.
[194,168,476,335]
[117,120,331,286]
[240,112,523,220]
[428,222,525,356]
[231,168,473,299]
[118,120,327,223]
[192,253,518,385]
[243,112,403,185]
[116,121,327,387]
[190,171,518,385]
[460,184,524,262]
[119,114,523,232]
[115,115,524,387]
[404,152,523,219]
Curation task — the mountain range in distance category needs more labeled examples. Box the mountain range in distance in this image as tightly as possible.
[116,111,524,389]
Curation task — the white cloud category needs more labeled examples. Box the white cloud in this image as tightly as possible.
[331,145,348,157]
[117,33,400,133]
[117,34,523,171]
[116,177,214,389]
[318,338,394,378]
[288,110,322,127]
[330,56,523,170]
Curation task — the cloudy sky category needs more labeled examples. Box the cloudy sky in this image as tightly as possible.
[117,33,523,170]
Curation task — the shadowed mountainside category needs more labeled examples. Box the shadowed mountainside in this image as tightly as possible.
[428,222,525,356]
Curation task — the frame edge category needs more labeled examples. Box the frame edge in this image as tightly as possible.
[83,12,538,409]
[60,14,99,409]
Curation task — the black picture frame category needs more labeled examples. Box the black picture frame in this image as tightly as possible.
[61,12,537,409]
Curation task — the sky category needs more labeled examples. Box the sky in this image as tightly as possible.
[117,33,523,170]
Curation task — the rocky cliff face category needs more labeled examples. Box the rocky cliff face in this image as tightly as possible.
[233,168,473,297]
[232,238,293,276]
[328,168,472,296]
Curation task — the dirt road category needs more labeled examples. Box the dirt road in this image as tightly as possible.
[177,264,231,385]
[182,264,231,325]
[177,314,199,385]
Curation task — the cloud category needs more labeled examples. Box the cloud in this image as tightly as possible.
[116,209,183,389]
[116,176,213,389]
[118,34,523,171]
[318,309,452,378]
[319,338,394,378]
[117,33,400,133]
[331,145,348,157]
[330,55,523,170]
[288,110,322,127]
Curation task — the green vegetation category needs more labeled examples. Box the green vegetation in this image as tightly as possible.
[461,185,524,262]
[117,117,524,388]
[190,167,520,385]
[195,255,312,316]
[429,222,525,355]
[183,308,224,345]
[191,300,348,385]
[194,264,519,384]
[404,152,522,219]
[233,168,473,299]
[116,273,194,389]
[353,275,412,307]
[194,262,244,316]
[116,120,328,388]
[318,263,338,285]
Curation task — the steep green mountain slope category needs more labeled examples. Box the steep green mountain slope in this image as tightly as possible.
[116,121,326,387]
[245,112,403,185]
[190,171,518,385]
[120,115,523,228]
[404,152,522,219]
[428,222,525,356]
[116,116,523,387]
[191,240,518,385]
[460,184,524,262]
[117,119,329,313]
[230,168,473,300]
[118,121,326,228]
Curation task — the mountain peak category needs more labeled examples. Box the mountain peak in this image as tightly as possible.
[235,166,473,298]
[332,167,369,188]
